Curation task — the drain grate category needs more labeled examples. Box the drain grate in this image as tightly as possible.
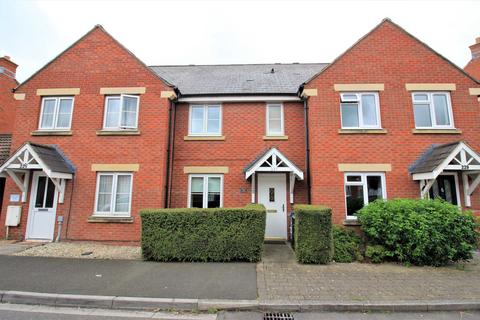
[263,312,294,320]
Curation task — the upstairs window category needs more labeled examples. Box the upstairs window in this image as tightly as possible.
[340,92,381,129]
[189,174,222,208]
[412,92,454,129]
[189,105,222,136]
[103,95,139,130]
[39,97,74,130]
[266,103,284,136]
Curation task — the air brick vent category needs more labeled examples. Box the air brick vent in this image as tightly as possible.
[263,313,294,320]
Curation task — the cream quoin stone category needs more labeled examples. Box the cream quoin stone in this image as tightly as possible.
[99,87,146,94]
[36,88,80,96]
[91,164,140,172]
[334,84,384,91]
[405,83,456,91]
[183,166,229,174]
[160,90,177,99]
[469,88,480,95]
[13,93,25,100]
[338,164,392,172]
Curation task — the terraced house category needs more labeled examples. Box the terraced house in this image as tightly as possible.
[1,18,479,243]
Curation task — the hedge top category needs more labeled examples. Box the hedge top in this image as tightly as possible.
[141,204,265,217]
[293,204,331,214]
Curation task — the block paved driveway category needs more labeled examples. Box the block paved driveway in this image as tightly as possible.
[257,244,480,302]
[0,256,257,300]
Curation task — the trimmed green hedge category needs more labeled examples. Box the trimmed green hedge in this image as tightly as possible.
[357,199,478,266]
[333,225,362,263]
[141,204,266,262]
[294,204,333,264]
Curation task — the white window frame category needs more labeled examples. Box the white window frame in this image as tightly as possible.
[38,96,74,130]
[94,172,133,217]
[344,172,387,220]
[340,92,381,129]
[103,94,140,130]
[266,103,285,136]
[412,92,454,129]
[188,104,222,136]
[187,174,224,208]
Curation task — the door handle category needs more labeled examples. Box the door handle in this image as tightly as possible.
[282,204,285,212]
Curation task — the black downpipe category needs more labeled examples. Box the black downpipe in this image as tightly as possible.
[304,98,312,204]
[164,99,176,208]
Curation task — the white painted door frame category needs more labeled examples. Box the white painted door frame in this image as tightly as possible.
[25,171,58,241]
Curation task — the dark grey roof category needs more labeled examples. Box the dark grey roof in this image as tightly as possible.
[0,134,12,165]
[150,63,329,96]
[409,141,461,174]
[29,143,75,174]
[244,148,273,173]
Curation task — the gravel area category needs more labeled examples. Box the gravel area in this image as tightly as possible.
[14,242,142,260]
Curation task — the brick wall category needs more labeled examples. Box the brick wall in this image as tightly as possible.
[305,20,480,224]
[0,27,171,242]
[0,57,17,134]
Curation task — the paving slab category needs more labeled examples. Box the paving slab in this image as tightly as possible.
[0,255,257,300]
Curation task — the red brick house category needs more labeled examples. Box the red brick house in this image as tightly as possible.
[465,37,480,80]
[0,56,18,216]
[0,19,479,242]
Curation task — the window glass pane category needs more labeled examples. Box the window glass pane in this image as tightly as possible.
[269,188,275,202]
[268,119,282,133]
[191,177,204,192]
[97,175,113,212]
[41,99,56,128]
[56,99,73,128]
[413,103,432,127]
[366,175,383,203]
[268,105,282,119]
[413,94,428,101]
[207,192,220,208]
[341,94,358,102]
[115,175,131,213]
[190,177,204,208]
[361,94,377,126]
[191,107,204,133]
[45,178,55,208]
[433,94,450,126]
[341,103,359,127]
[345,185,364,217]
[208,177,221,193]
[105,97,121,128]
[121,96,138,127]
[346,175,362,182]
[207,106,220,133]
[35,177,47,208]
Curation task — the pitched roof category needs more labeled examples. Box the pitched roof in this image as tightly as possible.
[150,63,328,96]
[29,143,75,174]
[409,141,461,174]
[0,134,12,165]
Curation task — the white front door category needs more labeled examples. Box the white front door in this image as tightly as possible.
[258,174,287,240]
[26,172,57,241]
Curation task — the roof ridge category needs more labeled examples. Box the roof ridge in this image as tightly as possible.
[149,62,329,68]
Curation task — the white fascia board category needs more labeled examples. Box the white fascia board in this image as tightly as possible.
[178,95,301,103]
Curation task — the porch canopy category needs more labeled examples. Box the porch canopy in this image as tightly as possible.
[244,147,304,203]
[409,141,480,206]
[0,142,75,203]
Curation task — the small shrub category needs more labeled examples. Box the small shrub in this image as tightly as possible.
[365,245,388,263]
[357,199,478,266]
[333,225,362,263]
[141,204,266,262]
[294,204,332,264]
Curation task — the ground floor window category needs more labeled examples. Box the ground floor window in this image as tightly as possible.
[94,172,133,216]
[188,174,223,208]
[344,172,386,219]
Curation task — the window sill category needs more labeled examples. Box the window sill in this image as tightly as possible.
[31,130,72,136]
[343,219,361,226]
[411,129,462,134]
[87,216,133,223]
[184,135,225,141]
[96,130,141,136]
[338,129,387,134]
[263,135,288,141]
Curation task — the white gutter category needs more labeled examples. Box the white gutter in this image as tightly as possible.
[177,95,301,103]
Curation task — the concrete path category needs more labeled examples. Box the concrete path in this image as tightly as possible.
[0,256,257,300]
[0,241,40,255]
[257,244,480,302]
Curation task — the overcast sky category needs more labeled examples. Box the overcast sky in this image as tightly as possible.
[1,0,479,82]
